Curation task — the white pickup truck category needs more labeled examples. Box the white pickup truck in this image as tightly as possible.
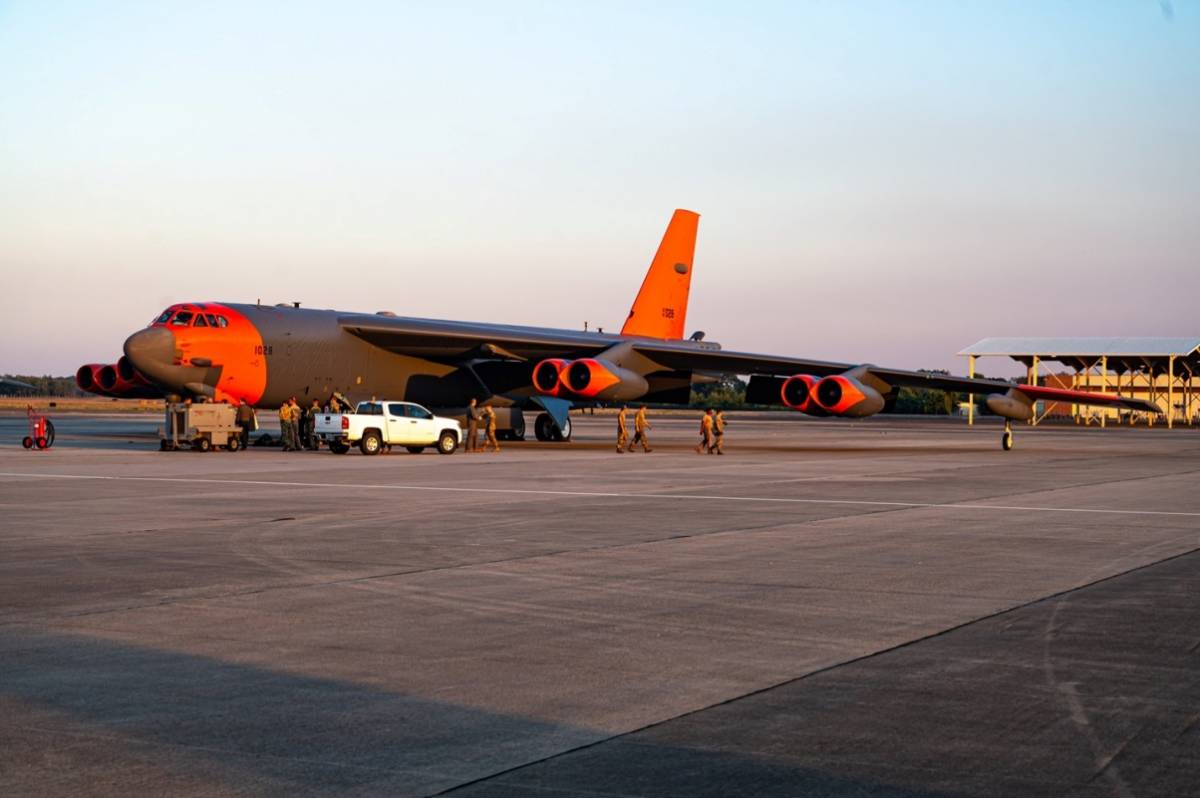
[314,401,462,455]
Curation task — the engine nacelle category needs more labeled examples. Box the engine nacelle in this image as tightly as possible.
[532,358,570,396]
[813,374,885,417]
[780,374,820,413]
[76,364,111,396]
[561,358,649,402]
[986,391,1034,421]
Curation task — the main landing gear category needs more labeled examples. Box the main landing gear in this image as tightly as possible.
[1001,420,1014,452]
[533,413,571,442]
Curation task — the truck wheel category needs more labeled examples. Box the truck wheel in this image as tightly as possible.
[330,441,349,455]
[406,446,425,454]
[437,430,458,454]
[360,431,382,456]
[197,437,211,452]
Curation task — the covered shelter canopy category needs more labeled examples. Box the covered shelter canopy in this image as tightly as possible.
[958,337,1200,377]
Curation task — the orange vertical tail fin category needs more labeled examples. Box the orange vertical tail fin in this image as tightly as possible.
[620,209,699,340]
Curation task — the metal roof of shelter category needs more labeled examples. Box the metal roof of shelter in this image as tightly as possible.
[958,337,1200,375]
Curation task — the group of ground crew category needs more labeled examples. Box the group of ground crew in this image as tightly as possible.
[615,405,652,453]
[463,397,502,453]
[276,397,323,452]
[696,407,727,455]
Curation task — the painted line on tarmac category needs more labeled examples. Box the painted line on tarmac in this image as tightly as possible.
[1,471,1198,518]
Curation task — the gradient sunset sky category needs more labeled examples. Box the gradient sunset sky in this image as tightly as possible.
[1,1,1196,376]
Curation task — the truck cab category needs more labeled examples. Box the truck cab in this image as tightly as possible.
[314,401,462,455]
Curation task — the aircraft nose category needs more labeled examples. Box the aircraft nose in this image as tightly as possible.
[123,326,176,378]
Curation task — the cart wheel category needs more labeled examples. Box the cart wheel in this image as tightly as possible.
[227,436,240,452]
[35,436,48,449]
[22,436,33,449]
[197,438,211,452]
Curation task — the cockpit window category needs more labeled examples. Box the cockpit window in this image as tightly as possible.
[205,314,221,327]
[171,311,193,326]
[155,310,173,324]
[217,316,229,328]
[194,314,209,328]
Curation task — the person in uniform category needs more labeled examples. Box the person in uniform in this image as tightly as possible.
[484,406,501,452]
[328,395,342,414]
[615,405,629,453]
[236,401,255,450]
[308,399,321,448]
[696,408,714,454]
[279,400,294,451]
[290,398,304,451]
[628,405,652,452]
[710,409,727,455]
[465,398,481,453]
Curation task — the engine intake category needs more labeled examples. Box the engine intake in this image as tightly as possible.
[780,374,819,412]
[532,358,569,396]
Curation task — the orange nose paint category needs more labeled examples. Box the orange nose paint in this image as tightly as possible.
[160,303,267,404]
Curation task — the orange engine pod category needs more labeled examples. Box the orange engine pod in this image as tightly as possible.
[75,364,110,396]
[813,374,885,417]
[532,358,570,396]
[780,374,820,413]
[116,356,151,387]
[562,358,650,402]
[96,362,161,398]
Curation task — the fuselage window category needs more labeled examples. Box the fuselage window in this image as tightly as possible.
[194,314,209,328]
[171,311,193,326]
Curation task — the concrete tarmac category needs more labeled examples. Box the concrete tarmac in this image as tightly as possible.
[1,412,1198,796]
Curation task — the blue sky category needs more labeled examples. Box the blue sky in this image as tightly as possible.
[1,1,1196,375]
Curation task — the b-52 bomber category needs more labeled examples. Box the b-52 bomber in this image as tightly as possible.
[76,210,1157,450]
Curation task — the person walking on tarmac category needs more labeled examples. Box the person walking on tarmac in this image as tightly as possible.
[279,400,295,451]
[465,398,482,453]
[628,405,652,453]
[696,408,715,454]
[236,401,255,450]
[483,406,501,452]
[615,405,629,453]
[710,409,727,455]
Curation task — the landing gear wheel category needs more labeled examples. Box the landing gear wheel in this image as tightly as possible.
[1001,421,1013,452]
[534,413,571,442]
[360,431,382,456]
[437,430,458,455]
[22,436,33,449]
[406,446,425,454]
[507,414,526,441]
[227,436,241,452]
[534,413,552,441]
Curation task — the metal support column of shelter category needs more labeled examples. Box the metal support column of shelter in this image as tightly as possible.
[967,354,975,426]
[1168,355,1175,429]
[1100,355,1107,428]
[1028,355,1040,426]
